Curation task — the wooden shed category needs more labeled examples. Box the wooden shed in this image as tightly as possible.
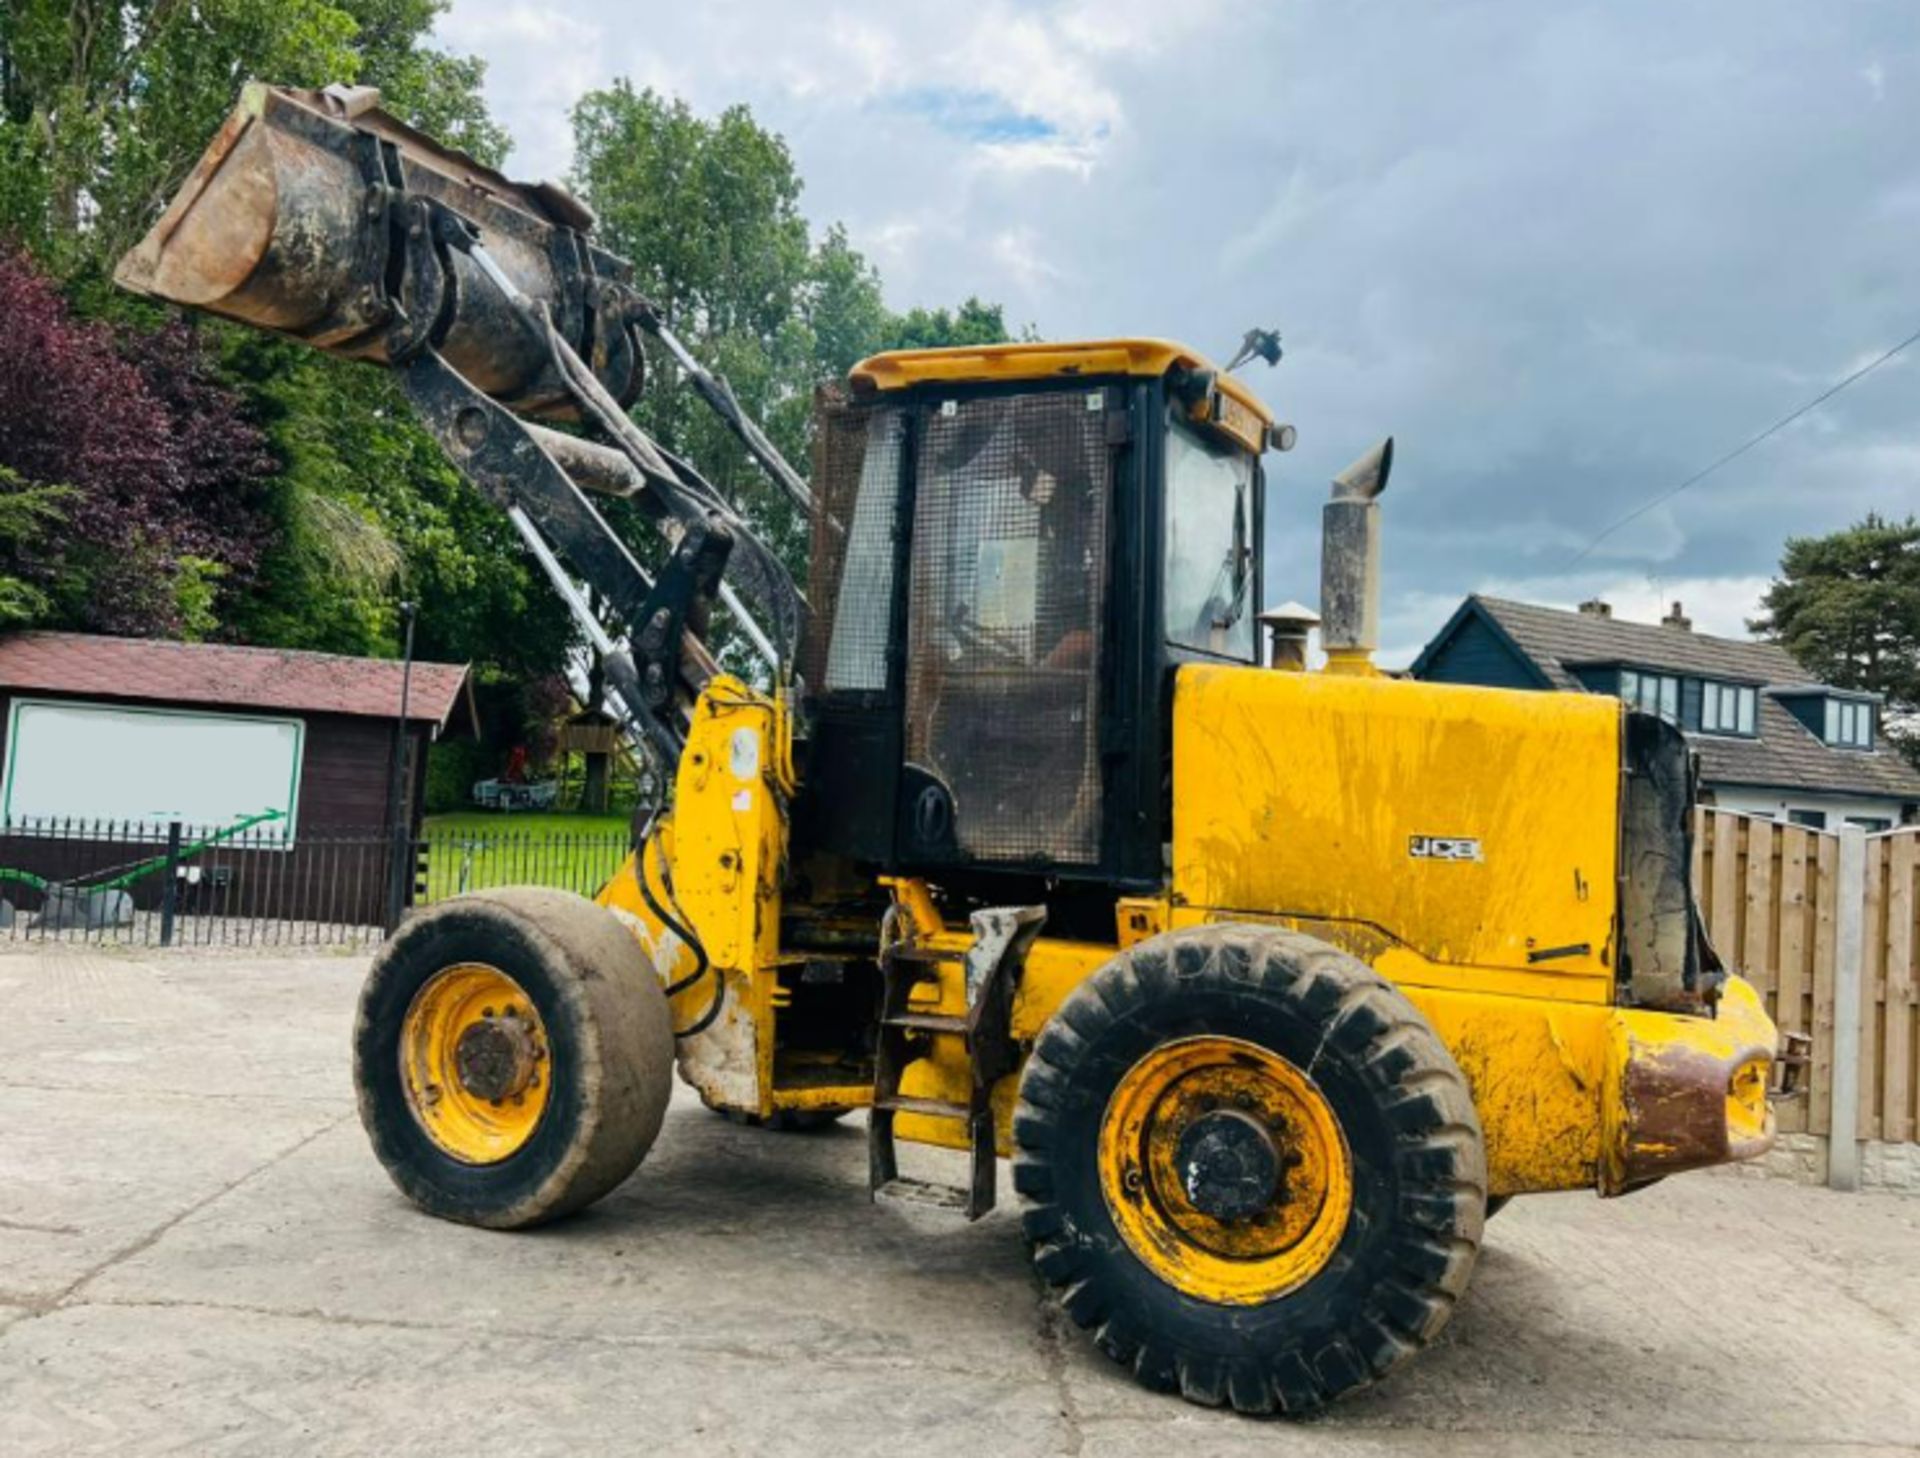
[0,632,473,926]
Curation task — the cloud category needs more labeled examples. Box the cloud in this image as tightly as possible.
[989,226,1066,293]
[432,0,1920,656]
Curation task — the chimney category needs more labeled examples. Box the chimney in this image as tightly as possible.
[1578,598,1612,619]
[1662,600,1692,631]
[1257,602,1320,672]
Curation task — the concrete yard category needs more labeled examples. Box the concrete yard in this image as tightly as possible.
[0,944,1914,1457]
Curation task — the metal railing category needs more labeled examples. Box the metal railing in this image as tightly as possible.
[0,818,634,949]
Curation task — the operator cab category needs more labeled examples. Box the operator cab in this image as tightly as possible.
[793,340,1276,896]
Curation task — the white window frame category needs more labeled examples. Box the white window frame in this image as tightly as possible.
[1700,680,1758,737]
[1824,697,1872,749]
[1619,668,1678,725]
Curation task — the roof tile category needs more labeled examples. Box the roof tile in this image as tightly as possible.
[1466,597,1920,802]
[0,631,471,729]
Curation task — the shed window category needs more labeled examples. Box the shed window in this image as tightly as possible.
[1700,681,1757,736]
[1619,669,1678,724]
[1824,698,1873,749]
[1,699,302,844]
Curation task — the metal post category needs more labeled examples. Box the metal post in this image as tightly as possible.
[385,603,418,932]
[1828,825,1867,1192]
[158,820,183,948]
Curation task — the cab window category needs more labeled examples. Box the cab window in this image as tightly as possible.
[1164,415,1255,660]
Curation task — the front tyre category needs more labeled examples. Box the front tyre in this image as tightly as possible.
[1013,926,1485,1415]
[354,887,673,1229]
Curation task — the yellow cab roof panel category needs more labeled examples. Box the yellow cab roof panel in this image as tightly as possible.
[849,338,1275,446]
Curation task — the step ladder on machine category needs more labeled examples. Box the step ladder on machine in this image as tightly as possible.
[869,904,1047,1219]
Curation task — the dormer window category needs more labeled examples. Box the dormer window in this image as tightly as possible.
[1826,697,1873,749]
[1619,668,1678,723]
[1700,681,1757,736]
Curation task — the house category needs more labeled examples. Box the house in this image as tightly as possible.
[1410,596,1920,830]
[0,631,474,838]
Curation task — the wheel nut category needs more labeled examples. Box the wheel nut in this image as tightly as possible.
[1124,1167,1145,1194]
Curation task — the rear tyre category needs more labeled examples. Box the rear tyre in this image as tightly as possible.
[354,887,673,1229]
[1014,925,1485,1415]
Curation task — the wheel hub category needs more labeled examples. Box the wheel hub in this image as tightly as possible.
[1099,1036,1353,1305]
[454,1012,536,1103]
[1175,1108,1280,1221]
[399,964,552,1165]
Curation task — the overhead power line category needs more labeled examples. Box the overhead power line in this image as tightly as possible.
[1566,323,1920,566]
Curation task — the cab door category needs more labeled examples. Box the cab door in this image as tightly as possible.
[897,387,1116,869]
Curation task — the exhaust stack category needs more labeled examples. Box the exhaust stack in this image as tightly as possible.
[1319,437,1393,676]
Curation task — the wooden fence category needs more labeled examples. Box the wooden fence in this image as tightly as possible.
[1694,811,1918,1147]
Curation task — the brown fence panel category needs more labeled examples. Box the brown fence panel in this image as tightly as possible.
[1696,810,1920,1146]
[1871,831,1917,1144]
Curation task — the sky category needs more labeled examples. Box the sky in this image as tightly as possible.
[436,0,1920,666]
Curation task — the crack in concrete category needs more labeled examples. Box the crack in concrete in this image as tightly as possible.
[0,1077,346,1108]
[0,1111,354,1330]
[0,1216,81,1236]
[1032,1277,1086,1456]
[1074,1410,1920,1451]
[45,1293,1053,1388]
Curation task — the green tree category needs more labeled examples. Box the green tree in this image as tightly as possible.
[0,0,558,677]
[880,297,1015,350]
[807,223,890,378]
[221,334,574,676]
[0,0,359,265]
[568,82,818,575]
[0,465,69,623]
[567,82,1017,591]
[339,0,507,165]
[1752,513,1920,761]
[0,0,503,272]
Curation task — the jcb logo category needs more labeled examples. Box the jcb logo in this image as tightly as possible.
[1410,835,1482,863]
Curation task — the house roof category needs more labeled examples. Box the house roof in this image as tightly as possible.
[1461,595,1816,688]
[0,631,474,733]
[1423,597,1920,802]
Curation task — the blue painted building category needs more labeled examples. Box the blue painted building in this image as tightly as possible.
[1412,596,1920,830]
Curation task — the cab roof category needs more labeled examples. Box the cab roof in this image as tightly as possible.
[848,338,1275,452]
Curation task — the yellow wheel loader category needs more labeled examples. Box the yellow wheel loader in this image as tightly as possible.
[121,84,1784,1416]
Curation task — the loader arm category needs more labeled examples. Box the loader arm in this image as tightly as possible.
[114,82,811,763]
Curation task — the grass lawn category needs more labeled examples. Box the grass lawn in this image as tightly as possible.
[417,810,632,904]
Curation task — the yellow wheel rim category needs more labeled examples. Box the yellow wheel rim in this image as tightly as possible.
[1099,1036,1352,1306]
[400,963,552,1165]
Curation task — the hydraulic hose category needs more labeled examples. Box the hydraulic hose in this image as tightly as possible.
[634,809,723,1039]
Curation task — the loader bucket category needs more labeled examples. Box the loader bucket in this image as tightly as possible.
[115,83,642,419]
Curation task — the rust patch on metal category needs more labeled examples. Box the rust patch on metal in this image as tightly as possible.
[1615,1034,1774,1191]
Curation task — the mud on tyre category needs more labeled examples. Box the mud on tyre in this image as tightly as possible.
[1013,925,1485,1415]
